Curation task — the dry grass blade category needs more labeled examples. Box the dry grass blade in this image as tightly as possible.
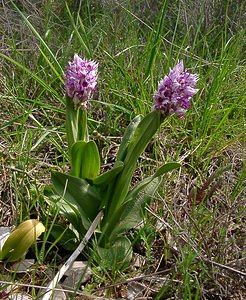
[42,210,103,300]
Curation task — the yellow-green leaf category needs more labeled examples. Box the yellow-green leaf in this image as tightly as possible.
[0,219,45,262]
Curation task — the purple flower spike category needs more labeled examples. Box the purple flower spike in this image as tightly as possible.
[65,54,98,108]
[153,60,199,119]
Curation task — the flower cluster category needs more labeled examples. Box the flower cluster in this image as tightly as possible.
[65,54,98,107]
[153,60,199,119]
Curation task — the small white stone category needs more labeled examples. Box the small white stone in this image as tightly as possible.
[132,253,145,268]
[62,261,92,289]
[8,293,32,300]
[10,259,35,273]
[127,282,146,300]
[0,226,11,251]
[49,285,66,300]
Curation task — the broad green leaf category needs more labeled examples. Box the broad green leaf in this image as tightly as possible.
[71,140,100,180]
[104,162,181,240]
[93,161,124,185]
[0,220,45,262]
[81,141,100,180]
[94,236,132,271]
[49,224,79,251]
[93,161,124,209]
[108,111,161,215]
[125,111,161,162]
[71,141,87,177]
[116,115,142,161]
[109,177,161,238]
[45,188,86,237]
[125,162,181,200]
[51,172,101,229]
[58,203,86,237]
[102,112,162,240]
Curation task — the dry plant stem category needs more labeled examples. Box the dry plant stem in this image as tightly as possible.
[181,206,212,258]
[203,258,246,277]
[0,280,100,299]
[146,207,246,277]
[42,210,103,300]
[92,268,172,292]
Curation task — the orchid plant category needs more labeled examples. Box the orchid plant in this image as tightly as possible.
[47,54,199,269]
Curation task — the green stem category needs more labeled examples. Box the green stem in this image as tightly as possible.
[66,96,88,158]
[78,108,89,142]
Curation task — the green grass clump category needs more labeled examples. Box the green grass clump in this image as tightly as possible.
[0,0,245,298]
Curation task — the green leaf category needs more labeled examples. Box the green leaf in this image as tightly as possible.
[71,141,87,178]
[125,111,161,162]
[153,162,181,177]
[49,224,79,251]
[66,98,89,157]
[93,161,124,209]
[116,115,142,161]
[66,96,79,155]
[51,172,101,229]
[71,140,100,180]
[125,162,181,200]
[94,236,132,271]
[82,141,100,180]
[110,177,161,238]
[93,161,124,185]
[45,189,86,237]
[105,112,161,226]
[104,162,181,241]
